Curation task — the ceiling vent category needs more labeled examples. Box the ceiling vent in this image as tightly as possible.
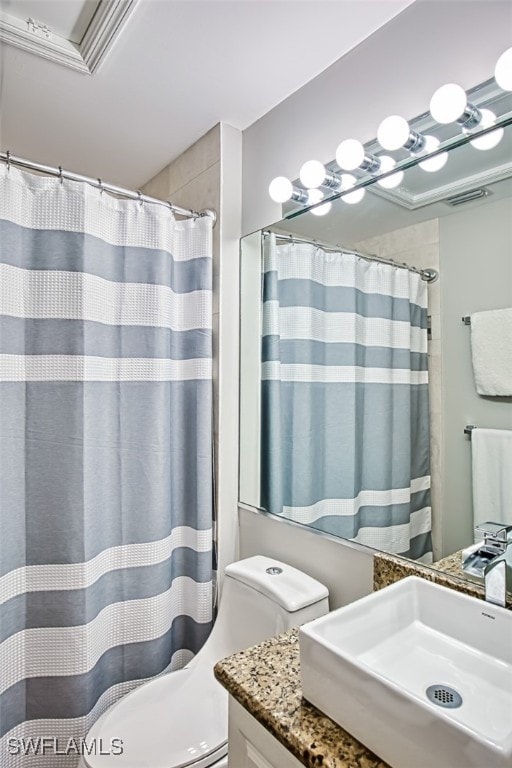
[444,188,490,206]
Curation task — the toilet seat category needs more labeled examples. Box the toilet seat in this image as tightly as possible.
[81,658,227,768]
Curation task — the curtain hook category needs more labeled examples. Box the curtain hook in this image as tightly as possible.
[6,150,11,172]
[136,190,143,207]
[97,178,104,195]
[58,166,64,185]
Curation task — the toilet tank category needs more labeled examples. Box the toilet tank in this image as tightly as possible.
[213,555,329,658]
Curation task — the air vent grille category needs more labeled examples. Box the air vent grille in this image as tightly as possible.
[445,188,489,206]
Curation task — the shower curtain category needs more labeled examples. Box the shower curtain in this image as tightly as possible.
[261,235,432,562]
[0,165,214,765]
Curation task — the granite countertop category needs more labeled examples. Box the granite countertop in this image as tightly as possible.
[214,628,390,768]
[374,551,511,609]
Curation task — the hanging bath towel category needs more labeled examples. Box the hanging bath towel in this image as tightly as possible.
[470,308,512,396]
[472,428,512,528]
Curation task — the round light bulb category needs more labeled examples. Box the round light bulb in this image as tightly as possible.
[417,135,448,172]
[268,176,293,203]
[430,83,467,124]
[495,46,512,91]
[340,173,365,204]
[377,115,410,151]
[307,188,332,216]
[377,156,404,189]
[299,160,326,189]
[336,139,365,171]
[467,109,504,151]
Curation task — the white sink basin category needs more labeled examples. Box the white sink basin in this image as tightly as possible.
[299,576,512,768]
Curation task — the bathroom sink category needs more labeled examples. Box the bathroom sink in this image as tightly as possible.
[299,576,512,768]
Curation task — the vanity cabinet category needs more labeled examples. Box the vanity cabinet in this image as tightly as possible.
[215,628,390,768]
[228,699,303,768]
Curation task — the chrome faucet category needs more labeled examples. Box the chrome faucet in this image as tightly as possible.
[481,523,512,607]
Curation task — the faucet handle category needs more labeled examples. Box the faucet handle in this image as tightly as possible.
[475,522,512,552]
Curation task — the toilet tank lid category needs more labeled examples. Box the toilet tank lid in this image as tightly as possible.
[224,556,329,612]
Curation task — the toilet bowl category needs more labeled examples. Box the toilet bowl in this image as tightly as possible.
[77,555,329,768]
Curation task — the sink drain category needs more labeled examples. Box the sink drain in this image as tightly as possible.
[426,684,463,709]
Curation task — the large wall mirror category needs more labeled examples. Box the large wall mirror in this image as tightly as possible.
[239,77,512,575]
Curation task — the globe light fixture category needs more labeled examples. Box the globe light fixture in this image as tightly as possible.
[430,83,481,128]
[268,176,308,204]
[377,115,426,152]
[300,160,344,190]
[307,188,332,216]
[495,46,512,91]
[336,139,380,173]
[376,156,404,189]
[465,109,504,151]
[299,161,327,189]
[416,135,448,173]
[339,174,365,204]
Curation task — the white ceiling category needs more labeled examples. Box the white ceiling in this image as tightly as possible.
[0,0,415,189]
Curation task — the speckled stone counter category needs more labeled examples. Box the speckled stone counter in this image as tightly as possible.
[374,551,512,609]
[214,628,390,768]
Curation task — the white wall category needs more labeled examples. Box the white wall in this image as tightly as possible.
[242,0,512,235]
[239,507,374,609]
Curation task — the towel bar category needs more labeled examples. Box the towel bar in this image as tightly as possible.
[462,316,471,325]
[464,425,476,438]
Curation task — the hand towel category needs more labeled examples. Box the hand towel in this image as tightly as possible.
[470,308,512,396]
[472,428,512,529]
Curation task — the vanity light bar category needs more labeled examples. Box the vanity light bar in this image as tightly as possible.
[268,45,512,207]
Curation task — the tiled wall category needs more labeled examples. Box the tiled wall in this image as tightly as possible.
[142,123,242,580]
[143,125,222,441]
[355,220,442,560]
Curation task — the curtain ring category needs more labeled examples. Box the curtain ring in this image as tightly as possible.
[6,150,11,172]
[97,178,104,195]
[58,166,64,185]
[136,190,143,207]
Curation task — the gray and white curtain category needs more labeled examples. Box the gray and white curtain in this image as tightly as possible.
[261,235,432,561]
[0,165,214,765]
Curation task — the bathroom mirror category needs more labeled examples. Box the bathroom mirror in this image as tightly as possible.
[239,90,512,572]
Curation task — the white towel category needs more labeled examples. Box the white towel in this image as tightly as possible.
[470,308,512,396]
[472,428,512,528]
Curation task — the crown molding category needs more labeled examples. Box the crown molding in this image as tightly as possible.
[368,160,512,210]
[0,0,138,75]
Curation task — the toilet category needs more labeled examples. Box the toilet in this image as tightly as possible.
[78,555,329,768]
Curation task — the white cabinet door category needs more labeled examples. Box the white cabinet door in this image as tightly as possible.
[227,698,304,768]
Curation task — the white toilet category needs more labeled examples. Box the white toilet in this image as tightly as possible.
[78,555,329,768]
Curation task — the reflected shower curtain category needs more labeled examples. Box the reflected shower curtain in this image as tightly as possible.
[261,234,432,561]
[0,165,214,765]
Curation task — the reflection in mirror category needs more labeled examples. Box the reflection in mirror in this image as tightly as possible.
[240,107,512,574]
[260,231,434,562]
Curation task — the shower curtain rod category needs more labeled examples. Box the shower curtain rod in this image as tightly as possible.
[0,151,217,225]
[263,230,438,283]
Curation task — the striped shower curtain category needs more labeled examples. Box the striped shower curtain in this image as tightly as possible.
[0,165,214,765]
[261,234,432,561]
